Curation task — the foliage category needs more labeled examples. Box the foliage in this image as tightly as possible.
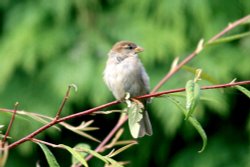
[0,0,250,166]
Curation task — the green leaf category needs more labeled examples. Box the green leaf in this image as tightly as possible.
[235,85,250,98]
[67,143,122,166]
[62,122,100,143]
[166,96,207,152]
[104,157,124,167]
[205,31,250,46]
[60,144,88,167]
[108,142,137,158]
[185,80,201,119]
[127,102,144,138]
[73,144,109,164]
[26,114,61,131]
[187,116,207,153]
[182,66,218,84]
[71,144,91,165]
[12,111,60,131]
[37,143,60,167]
[81,146,122,166]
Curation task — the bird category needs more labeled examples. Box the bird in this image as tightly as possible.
[103,40,153,138]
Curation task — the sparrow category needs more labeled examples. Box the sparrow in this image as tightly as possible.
[103,41,153,138]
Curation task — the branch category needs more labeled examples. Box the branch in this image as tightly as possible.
[207,15,250,43]
[151,39,204,93]
[6,80,249,150]
[31,138,59,148]
[55,84,77,119]
[151,15,250,93]
[85,114,128,161]
[6,100,120,149]
[139,80,250,100]
[1,102,19,147]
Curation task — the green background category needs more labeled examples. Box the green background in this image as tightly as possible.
[0,0,250,166]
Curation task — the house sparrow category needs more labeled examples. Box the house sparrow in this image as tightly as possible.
[103,41,152,138]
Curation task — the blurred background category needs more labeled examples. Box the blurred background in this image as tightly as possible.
[0,0,250,166]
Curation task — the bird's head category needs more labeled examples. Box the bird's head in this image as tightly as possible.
[109,41,144,60]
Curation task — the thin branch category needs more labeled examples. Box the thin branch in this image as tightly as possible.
[31,138,60,148]
[207,15,250,43]
[139,80,250,100]
[151,39,204,93]
[58,100,120,122]
[85,114,128,161]
[7,100,120,149]
[80,80,250,163]
[55,84,76,119]
[61,80,250,125]
[0,141,8,167]
[5,80,250,150]
[151,15,250,93]
[2,102,19,147]
[101,128,125,150]
[1,78,248,151]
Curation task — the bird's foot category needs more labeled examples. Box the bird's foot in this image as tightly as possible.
[131,98,144,109]
[124,92,132,107]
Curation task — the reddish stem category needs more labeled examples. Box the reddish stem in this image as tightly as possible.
[5,80,250,150]
[208,15,250,43]
[151,15,250,93]
[2,102,19,147]
[85,115,128,161]
[55,85,74,120]
[7,100,120,149]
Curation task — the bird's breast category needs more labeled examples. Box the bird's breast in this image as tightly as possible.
[104,57,144,100]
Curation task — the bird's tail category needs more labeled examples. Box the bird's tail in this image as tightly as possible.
[138,110,153,138]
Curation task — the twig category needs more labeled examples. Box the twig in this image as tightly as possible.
[7,100,120,149]
[59,81,250,125]
[84,80,250,163]
[151,15,250,93]
[0,141,8,167]
[139,80,250,100]
[55,84,76,119]
[81,80,250,162]
[101,128,125,150]
[31,138,60,148]
[207,15,250,43]
[57,100,120,122]
[2,102,19,147]
[151,39,204,93]
[85,114,128,161]
[3,82,250,150]
[0,109,99,142]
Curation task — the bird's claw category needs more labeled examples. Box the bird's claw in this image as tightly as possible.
[124,92,132,107]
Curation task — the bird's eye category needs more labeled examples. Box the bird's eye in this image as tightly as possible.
[125,45,134,50]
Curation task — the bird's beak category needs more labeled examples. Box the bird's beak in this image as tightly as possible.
[134,46,144,53]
